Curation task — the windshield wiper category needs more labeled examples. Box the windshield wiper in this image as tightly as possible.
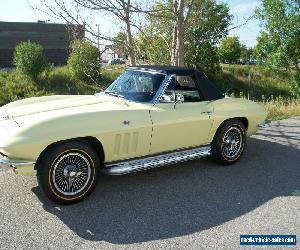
[105,91,129,106]
[105,91,124,98]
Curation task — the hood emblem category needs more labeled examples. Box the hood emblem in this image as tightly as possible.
[123,120,131,125]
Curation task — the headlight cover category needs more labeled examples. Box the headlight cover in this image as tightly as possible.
[0,118,20,143]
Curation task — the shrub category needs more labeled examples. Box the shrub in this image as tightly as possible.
[0,71,45,106]
[68,39,101,83]
[13,41,48,80]
[37,66,99,95]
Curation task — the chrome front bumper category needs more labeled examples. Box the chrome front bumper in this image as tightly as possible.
[0,156,35,174]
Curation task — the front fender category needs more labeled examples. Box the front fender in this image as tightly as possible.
[3,106,152,162]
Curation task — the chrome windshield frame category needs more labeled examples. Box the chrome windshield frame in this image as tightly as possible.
[152,74,176,106]
[103,69,174,105]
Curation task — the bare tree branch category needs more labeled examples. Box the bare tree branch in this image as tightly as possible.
[228,15,254,32]
[29,0,154,65]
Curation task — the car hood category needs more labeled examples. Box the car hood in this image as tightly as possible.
[1,94,130,118]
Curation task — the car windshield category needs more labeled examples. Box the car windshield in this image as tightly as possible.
[105,70,165,102]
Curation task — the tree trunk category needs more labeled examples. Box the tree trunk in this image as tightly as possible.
[124,0,136,66]
[125,21,136,66]
[176,0,185,66]
[171,23,178,65]
[171,0,178,65]
[171,0,185,66]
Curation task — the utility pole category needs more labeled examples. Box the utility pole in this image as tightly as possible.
[97,24,100,51]
[97,24,101,63]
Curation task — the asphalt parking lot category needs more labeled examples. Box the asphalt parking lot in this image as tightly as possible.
[0,117,299,250]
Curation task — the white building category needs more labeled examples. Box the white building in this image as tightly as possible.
[101,45,121,63]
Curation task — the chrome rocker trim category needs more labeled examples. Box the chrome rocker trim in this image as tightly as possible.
[102,146,211,175]
[0,156,35,174]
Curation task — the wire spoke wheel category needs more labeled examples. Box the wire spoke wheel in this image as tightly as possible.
[52,153,91,196]
[222,127,243,159]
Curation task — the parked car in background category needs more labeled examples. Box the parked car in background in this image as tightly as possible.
[0,65,268,204]
[109,58,125,65]
[245,60,256,65]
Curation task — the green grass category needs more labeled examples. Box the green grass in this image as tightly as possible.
[0,66,124,106]
[213,64,300,120]
[1,64,299,120]
[214,64,296,100]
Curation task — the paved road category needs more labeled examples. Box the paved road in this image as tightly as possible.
[0,117,299,250]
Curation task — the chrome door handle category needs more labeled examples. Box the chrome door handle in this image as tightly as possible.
[201,111,212,115]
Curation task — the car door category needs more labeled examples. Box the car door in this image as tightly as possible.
[149,74,214,154]
[102,70,165,162]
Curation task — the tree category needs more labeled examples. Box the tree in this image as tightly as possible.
[112,32,129,59]
[185,0,231,75]
[135,27,171,64]
[136,0,196,66]
[254,32,274,64]
[240,45,253,63]
[255,0,300,70]
[137,0,231,74]
[170,0,194,66]
[68,39,101,83]
[13,41,48,80]
[218,36,242,64]
[135,1,173,64]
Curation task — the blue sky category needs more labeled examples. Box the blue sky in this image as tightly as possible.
[217,0,261,47]
[0,0,261,48]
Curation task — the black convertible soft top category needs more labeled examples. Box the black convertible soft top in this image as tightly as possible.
[128,65,224,101]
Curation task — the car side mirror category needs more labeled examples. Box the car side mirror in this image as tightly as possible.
[159,95,173,103]
[174,93,184,108]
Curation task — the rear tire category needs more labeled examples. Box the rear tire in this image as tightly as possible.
[37,141,100,204]
[211,119,246,165]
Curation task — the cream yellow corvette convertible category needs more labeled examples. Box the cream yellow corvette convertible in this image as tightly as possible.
[0,65,267,203]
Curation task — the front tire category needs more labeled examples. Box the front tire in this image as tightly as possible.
[37,141,100,204]
[211,119,246,165]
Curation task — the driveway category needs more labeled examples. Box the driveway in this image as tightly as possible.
[0,117,299,249]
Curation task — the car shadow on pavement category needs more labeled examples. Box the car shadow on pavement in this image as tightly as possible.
[32,137,300,244]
